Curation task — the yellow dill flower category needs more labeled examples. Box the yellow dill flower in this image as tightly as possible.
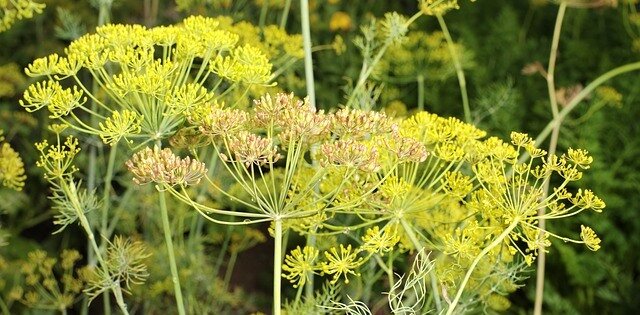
[0,0,45,33]
[47,86,86,118]
[0,132,26,190]
[35,136,80,180]
[486,293,511,311]
[164,83,215,115]
[594,86,623,108]
[20,80,62,113]
[329,11,352,32]
[361,226,400,254]
[0,63,26,97]
[441,170,473,200]
[98,110,142,146]
[282,246,320,288]
[420,0,473,16]
[321,244,364,284]
[18,249,84,311]
[580,225,601,251]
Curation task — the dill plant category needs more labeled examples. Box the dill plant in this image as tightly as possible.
[4,0,637,314]
[18,13,303,315]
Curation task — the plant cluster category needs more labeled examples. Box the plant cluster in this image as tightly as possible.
[1,0,638,314]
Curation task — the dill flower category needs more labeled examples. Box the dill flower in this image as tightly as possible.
[35,136,80,180]
[464,131,605,264]
[18,249,84,311]
[329,11,352,32]
[331,108,394,139]
[320,139,380,172]
[282,246,320,288]
[0,133,26,190]
[98,110,142,146]
[0,63,26,97]
[321,244,364,284]
[126,146,207,186]
[420,0,467,16]
[196,106,249,139]
[580,225,601,251]
[361,226,400,254]
[224,131,281,167]
[0,0,45,33]
[384,133,428,163]
[19,80,61,113]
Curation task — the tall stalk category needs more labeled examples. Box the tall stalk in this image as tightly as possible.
[300,0,316,108]
[436,14,471,123]
[534,3,567,314]
[273,219,283,315]
[159,190,186,315]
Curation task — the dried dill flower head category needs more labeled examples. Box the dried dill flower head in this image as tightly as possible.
[126,146,207,187]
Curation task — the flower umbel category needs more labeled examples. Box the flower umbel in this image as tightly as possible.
[321,244,364,284]
[282,246,320,288]
[126,146,207,186]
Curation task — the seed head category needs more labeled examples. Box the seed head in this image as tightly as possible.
[126,147,207,186]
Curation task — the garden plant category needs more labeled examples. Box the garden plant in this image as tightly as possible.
[1,0,639,314]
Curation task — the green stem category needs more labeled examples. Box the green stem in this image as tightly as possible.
[101,145,118,244]
[304,231,316,300]
[159,190,186,315]
[223,250,239,290]
[417,75,425,111]
[66,180,129,315]
[214,225,233,278]
[300,0,316,108]
[273,218,283,315]
[534,3,566,314]
[445,219,519,315]
[0,297,10,315]
[280,0,292,29]
[436,14,470,123]
[259,0,268,30]
[534,60,640,146]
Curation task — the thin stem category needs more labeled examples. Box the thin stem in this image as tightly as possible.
[100,145,117,245]
[534,60,640,146]
[259,0,268,30]
[159,189,186,315]
[223,250,239,290]
[280,0,292,29]
[535,4,567,314]
[305,231,316,300]
[417,75,425,111]
[446,219,519,315]
[436,14,471,123]
[273,218,283,315]
[300,0,316,108]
